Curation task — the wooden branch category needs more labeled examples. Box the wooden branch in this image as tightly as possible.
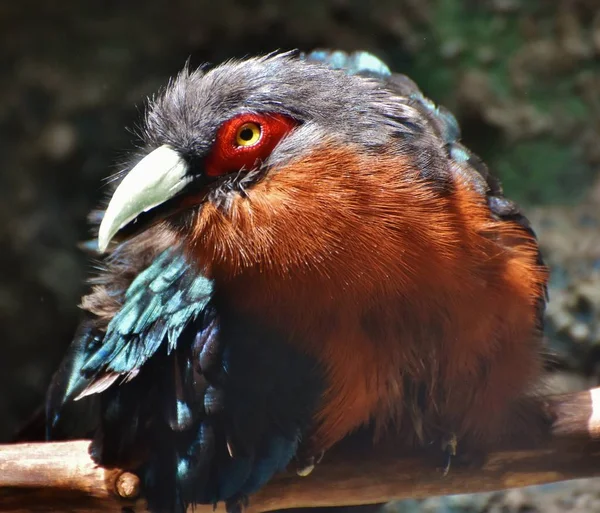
[1,388,599,513]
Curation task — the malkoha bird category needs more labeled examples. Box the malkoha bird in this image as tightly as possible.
[47,50,549,512]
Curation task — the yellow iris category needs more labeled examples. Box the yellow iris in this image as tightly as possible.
[235,122,262,146]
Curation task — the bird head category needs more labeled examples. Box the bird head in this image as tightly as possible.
[98,53,455,293]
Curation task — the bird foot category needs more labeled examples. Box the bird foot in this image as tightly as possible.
[440,432,457,476]
[296,451,325,477]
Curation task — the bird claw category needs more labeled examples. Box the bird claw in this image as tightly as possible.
[441,433,457,476]
[296,451,325,477]
[296,462,315,477]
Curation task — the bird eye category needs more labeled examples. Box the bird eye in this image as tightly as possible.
[205,113,298,177]
[236,123,261,147]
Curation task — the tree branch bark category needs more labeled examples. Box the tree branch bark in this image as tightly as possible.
[1,388,599,513]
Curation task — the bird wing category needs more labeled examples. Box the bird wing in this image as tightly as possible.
[47,245,212,418]
[46,246,217,512]
[79,247,213,391]
[47,236,319,512]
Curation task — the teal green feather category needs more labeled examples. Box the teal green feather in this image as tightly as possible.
[302,49,391,77]
[81,249,212,380]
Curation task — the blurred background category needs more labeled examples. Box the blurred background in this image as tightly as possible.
[1,0,600,511]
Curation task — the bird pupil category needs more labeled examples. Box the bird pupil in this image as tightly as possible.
[240,128,254,141]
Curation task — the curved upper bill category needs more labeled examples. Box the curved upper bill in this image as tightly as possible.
[97,145,190,253]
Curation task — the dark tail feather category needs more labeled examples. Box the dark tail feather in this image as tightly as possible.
[46,321,103,439]
[89,331,215,513]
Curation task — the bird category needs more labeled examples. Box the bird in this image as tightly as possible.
[46,49,549,513]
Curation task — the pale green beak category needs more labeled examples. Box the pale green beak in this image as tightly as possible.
[97,145,190,253]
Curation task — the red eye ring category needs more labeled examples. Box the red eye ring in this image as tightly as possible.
[205,112,297,177]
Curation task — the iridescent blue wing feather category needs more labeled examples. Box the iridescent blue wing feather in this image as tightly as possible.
[48,240,322,512]
[79,248,212,384]
[301,49,391,78]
